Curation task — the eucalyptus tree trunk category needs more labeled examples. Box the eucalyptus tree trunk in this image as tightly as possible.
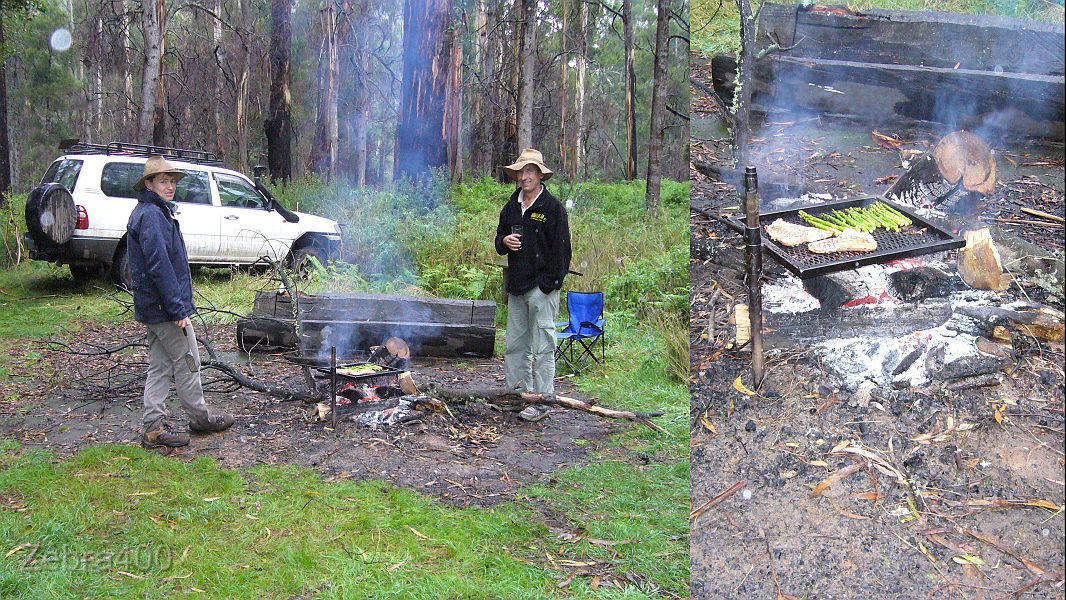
[645,0,671,212]
[515,0,535,151]
[623,0,636,180]
[574,0,587,179]
[137,0,163,142]
[265,0,293,182]
[0,7,10,201]
[395,0,453,181]
[235,0,252,173]
[211,0,225,158]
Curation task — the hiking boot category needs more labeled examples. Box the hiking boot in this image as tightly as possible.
[189,412,234,434]
[142,421,189,448]
[518,404,550,423]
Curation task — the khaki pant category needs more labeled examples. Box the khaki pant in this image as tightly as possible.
[505,287,560,398]
[143,322,210,428]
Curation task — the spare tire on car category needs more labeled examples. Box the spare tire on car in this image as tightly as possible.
[25,183,78,247]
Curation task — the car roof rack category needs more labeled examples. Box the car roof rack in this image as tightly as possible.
[57,139,224,167]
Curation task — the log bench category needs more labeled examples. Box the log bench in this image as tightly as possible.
[237,291,497,358]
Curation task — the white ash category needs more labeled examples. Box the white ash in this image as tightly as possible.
[814,290,1005,390]
[352,396,423,430]
[763,275,821,313]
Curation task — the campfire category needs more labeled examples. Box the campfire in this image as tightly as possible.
[732,131,1064,396]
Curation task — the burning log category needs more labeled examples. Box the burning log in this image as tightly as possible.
[429,385,669,433]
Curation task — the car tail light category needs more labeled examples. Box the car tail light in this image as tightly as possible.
[76,205,89,229]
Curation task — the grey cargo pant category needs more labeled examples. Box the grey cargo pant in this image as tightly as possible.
[143,322,210,428]
[505,287,560,398]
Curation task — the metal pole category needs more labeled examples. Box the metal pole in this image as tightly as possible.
[743,166,766,387]
[330,346,338,430]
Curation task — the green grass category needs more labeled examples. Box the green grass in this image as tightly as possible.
[0,178,690,597]
[0,321,689,597]
[692,0,1065,55]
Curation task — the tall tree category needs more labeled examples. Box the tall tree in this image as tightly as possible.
[622,0,636,180]
[515,0,534,151]
[645,0,670,211]
[0,4,10,202]
[309,3,339,177]
[395,0,453,181]
[137,0,163,143]
[573,0,588,179]
[264,0,292,182]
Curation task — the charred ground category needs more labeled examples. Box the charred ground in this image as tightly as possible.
[690,55,1065,600]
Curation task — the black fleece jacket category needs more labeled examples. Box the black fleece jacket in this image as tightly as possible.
[495,185,572,295]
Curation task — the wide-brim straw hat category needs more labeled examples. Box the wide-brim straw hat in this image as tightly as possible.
[503,148,553,181]
[135,155,186,190]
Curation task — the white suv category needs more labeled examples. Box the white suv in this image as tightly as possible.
[23,142,341,286]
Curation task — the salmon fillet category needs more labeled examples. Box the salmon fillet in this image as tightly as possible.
[764,219,834,247]
[807,229,878,254]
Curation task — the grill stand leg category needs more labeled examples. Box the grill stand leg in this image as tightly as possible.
[744,167,766,388]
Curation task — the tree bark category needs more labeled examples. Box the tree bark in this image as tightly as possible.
[445,13,463,181]
[395,0,453,181]
[573,0,587,179]
[623,0,636,180]
[310,4,338,177]
[470,0,495,175]
[351,24,370,187]
[234,0,252,173]
[0,7,10,203]
[645,0,671,212]
[515,0,535,151]
[265,0,293,183]
[138,0,163,143]
[734,0,757,169]
[211,0,225,159]
[559,0,569,174]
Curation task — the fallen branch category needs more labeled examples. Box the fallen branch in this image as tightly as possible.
[429,385,668,433]
[691,480,746,522]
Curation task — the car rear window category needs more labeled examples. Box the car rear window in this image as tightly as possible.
[40,159,84,192]
[101,162,212,205]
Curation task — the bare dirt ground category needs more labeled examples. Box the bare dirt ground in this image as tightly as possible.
[690,55,1065,600]
[0,319,620,508]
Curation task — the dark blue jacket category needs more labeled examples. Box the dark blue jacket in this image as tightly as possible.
[495,185,571,295]
[126,189,194,324]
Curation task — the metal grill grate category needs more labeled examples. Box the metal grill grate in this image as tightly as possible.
[731,196,965,279]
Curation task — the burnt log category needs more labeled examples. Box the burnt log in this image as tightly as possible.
[738,3,1066,140]
[745,300,953,349]
[236,317,298,352]
[302,320,494,358]
[249,291,497,358]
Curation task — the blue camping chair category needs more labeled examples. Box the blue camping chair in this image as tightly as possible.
[555,291,606,372]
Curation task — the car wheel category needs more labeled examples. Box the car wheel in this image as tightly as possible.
[26,183,77,247]
[291,245,327,280]
[69,264,102,282]
[110,245,133,290]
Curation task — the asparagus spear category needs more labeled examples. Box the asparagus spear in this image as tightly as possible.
[799,210,845,232]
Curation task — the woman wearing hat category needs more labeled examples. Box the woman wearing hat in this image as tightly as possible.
[494,149,572,422]
[127,156,233,448]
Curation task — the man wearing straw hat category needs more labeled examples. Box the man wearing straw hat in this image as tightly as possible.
[127,156,233,449]
[495,149,572,423]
